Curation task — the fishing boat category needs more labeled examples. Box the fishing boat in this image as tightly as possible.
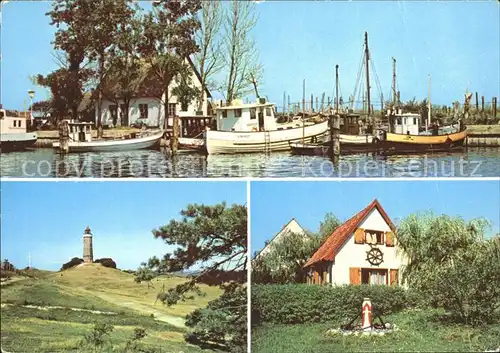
[0,108,38,152]
[51,121,163,153]
[204,99,328,154]
[178,136,206,152]
[383,111,467,153]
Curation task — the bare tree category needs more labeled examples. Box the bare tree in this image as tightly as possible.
[221,0,260,103]
[193,0,223,113]
[247,62,263,99]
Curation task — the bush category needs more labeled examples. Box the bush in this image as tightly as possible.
[61,257,84,271]
[83,322,114,347]
[252,284,408,325]
[94,258,117,269]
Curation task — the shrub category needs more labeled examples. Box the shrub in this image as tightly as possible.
[252,284,408,325]
[61,257,84,271]
[94,258,117,269]
[83,322,114,347]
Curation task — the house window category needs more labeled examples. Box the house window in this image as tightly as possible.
[13,120,16,127]
[0,111,4,118]
[397,117,402,124]
[413,118,417,125]
[222,110,227,118]
[361,269,387,285]
[250,108,256,119]
[266,107,272,117]
[364,230,384,245]
[139,104,148,119]
[234,109,242,118]
[168,103,177,118]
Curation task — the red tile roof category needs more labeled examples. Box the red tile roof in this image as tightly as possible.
[303,199,395,268]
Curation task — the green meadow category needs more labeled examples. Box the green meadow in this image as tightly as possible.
[1,264,222,353]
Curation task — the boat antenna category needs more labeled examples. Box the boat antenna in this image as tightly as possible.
[364,32,371,116]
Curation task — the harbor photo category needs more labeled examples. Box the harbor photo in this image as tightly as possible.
[0,181,248,353]
[250,180,500,352]
[1,1,499,177]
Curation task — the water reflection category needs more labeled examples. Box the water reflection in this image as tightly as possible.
[0,147,499,178]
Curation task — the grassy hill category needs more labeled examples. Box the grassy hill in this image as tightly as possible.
[1,264,222,353]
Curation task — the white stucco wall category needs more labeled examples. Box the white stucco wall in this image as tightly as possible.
[257,219,306,259]
[329,208,406,285]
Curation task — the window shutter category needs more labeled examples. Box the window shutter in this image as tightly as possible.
[349,267,361,285]
[390,269,399,285]
[354,228,365,244]
[385,231,395,247]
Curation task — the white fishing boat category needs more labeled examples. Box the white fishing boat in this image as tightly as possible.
[204,99,329,154]
[52,121,163,153]
[0,108,38,152]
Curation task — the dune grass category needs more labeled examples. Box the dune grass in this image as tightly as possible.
[251,309,500,353]
[0,265,223,353]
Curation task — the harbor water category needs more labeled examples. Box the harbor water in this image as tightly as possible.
[1,147,499,178]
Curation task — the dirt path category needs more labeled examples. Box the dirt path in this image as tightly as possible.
[0,303,116,315]
[81,290,186,328]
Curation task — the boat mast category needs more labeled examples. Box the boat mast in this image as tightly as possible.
[335,65,339,113]
[427,74,431,132]
[364,32,371,116]
[302,79,305,143]
[392,57,397,109]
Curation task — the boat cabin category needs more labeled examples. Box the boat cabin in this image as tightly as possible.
[389,111,420,135]
[67,121,93,142]
[0,109,28,134]
[339,112,374,135]
[215,99,277,132]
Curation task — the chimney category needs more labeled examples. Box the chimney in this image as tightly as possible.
[83,226,94,263]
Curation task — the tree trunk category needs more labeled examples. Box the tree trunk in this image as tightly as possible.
[97,54,105,138]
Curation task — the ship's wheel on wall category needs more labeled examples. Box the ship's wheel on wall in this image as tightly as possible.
[366,246,384,266]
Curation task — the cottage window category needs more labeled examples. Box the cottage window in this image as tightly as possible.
[222,110,227,118]
[265,107,272,117]
[0,111,4,118]
[13,120,16,127]
[364,230,384,245]
[234,109,242,118]
[361,269,387,285]
[413,117,417,125]
[168,103,177,118]
[139,104,148,119]
[250,108,256,119]
[397,117,402,125]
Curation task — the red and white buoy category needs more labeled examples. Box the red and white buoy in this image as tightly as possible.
[361,298,372,330]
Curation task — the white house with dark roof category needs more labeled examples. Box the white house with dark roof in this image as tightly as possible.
[97,57,212,129]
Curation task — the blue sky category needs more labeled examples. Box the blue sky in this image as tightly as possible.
[1,1,499,110]
[250,180,500,254]
[0,181,246,271]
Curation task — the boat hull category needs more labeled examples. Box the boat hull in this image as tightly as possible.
[290,134,384,156]
[205,120,329,154]
[178,137,206,152]
[383,130,467,153]
[0,132,38,152]
[52,131,163,153]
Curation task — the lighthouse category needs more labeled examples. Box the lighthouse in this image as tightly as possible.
[83,226,94,263]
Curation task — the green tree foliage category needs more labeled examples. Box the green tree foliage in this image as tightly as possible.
[47,0,136,135]
[94,258,117,269]
[134,265,156,288]
[144,202,247,351]
[185,282,247,352]
[171,74,200,112]
[253,213,341,284]
[61,257,84,271]
[83,322,114,347]
[252,232,320,284]
[397,213,500,326]
[1,259,16,272]
[318,212,342,241]
[102,12,146,127]
[138,0,201,152]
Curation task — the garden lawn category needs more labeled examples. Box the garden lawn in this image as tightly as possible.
[251,309,500,353]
